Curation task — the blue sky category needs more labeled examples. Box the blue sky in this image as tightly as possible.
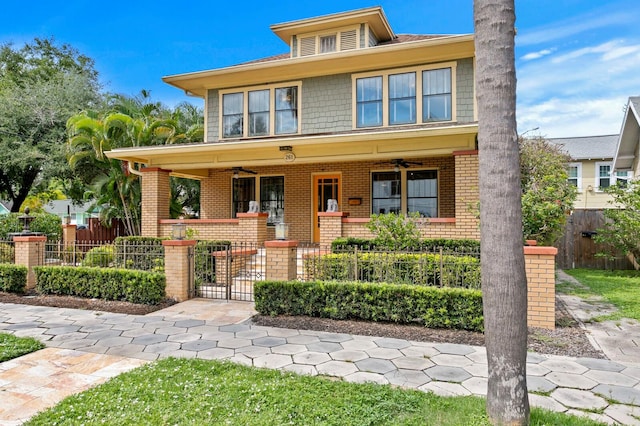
[1,0,639,138]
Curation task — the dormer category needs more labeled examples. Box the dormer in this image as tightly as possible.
[270,6,395,58]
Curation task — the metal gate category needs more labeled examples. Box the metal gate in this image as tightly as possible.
[194,242,264,301]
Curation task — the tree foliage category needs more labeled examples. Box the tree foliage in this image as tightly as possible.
[520,136,576,245]
[0,38,101,211]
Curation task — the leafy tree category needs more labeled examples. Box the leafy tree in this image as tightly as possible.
[475,0,530,424]
[0,38,101,212]
[595,180,640,264]
[520,136,576,245]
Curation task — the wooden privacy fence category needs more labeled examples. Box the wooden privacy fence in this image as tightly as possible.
[76,218,126,243]
[555,209,634,270]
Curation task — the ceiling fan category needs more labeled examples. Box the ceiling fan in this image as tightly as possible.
[375,159,423,171]
[224,167,257,179]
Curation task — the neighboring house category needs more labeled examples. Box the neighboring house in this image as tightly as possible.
[43,200,98,227]
[106,7,479,244]
[0,202,9,215]
[548,135,632,209]
[613,97,640,178]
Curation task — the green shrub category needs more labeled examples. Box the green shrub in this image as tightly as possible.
[366,212,422,250]
[114,236,165,271]
[34,266,166,304]
[0,242,15,263]
[305,252,481,289]
[331,237,480,253]
[0,264,27,293]
[255,280,484,332]
[0,212,62,240]
[82,245,115,267]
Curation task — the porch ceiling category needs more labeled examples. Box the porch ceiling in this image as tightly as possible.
[105,124,478,179]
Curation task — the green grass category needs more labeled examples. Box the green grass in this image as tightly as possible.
[0,333,45,362]
[26,358,606,425]
[563,269,640,321]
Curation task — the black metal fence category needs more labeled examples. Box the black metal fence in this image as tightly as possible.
[43,240,164,271]
[0,240,15,264]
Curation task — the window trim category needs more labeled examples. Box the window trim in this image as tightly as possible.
[568,162,582,191]
[352,62,457,129]
[219,82,301,140]
[371,168,440,217]
[296,25,361,56]
[230,174,285,226]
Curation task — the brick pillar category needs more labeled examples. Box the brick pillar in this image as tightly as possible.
[141,167,171,237]
[524,246,557,330]
[62,224,76,248]
[453,150,480,240]
[318,212,349,247]
[13,235,47,290]
[265,240,298,281]
[200,173,215,219]
[237,213,268,244]
[162,240,196,302]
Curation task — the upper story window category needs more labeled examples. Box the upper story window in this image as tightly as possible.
[353,62,456,129]
[320,35,337,53]
[296,26,359,57]
[595,162,633,190]
[220,82,300,139]
[568,163,582,190]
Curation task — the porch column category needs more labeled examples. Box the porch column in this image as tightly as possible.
[318,212,349,247]
[265,240,298,281]
[200,172,215,219]
[237,213,269,244]
[140,167,171,237]
[525,246,557,330]
[453,150,480,240]
[13,235,47,290]
[162,239,196,302]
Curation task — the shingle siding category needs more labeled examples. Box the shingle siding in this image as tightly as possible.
[301,74,352,133]
[206,89,219,142]
[456,58,475,123]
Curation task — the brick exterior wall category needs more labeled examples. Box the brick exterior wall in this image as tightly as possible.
[524,247,557,329]
[141,168,171,237]
[301,74,352,133]
[456,58,475,123]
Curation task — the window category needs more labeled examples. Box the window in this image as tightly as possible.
[232,175,284,225]
[423,68,451,121]
[356,77,383,128]
[220,83,300,139]
[353,63,456,129]
[389,72,416,125]
[615,170,632,188]
[598,163,611,189]
[372,172,401,214]
[320,35,336,53]
[222,93,243,138]
[568,163,582,190]
[248,90,269,136]
[407,170,438,218]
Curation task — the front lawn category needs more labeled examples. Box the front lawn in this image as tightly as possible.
[0,333,45,362]
[26,358,605,426]
[562,269,640,321]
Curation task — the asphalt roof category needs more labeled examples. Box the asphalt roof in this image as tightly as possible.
[547,134,619,160]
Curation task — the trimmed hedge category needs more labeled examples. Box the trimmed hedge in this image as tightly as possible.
[331,237,480,252]
[82,245,115,267]
[34,266,166,304]
[0,264,28,294]
[255,280,484,332]
[305,252,481,289]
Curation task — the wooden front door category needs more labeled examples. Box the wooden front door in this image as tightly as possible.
[313,174,341,243]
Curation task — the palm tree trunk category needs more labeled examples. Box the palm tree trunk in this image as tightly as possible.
[474,0,530,424]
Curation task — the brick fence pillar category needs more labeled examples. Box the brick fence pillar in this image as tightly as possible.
[141,167,171,237]
[265,240,298,281]
[524,246,557,330]
[318,212,349,247]
[162,240,196,302]
[237,213,269,244]
[62,224,76,248]
[13,235,47,290]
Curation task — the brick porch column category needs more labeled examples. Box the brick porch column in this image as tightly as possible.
[13,235,47,290]
[265,240,298,281]
[524,246,557,330]
[237,213,269,244]
[140,167,171,237]
[162,239,196,302]
[318,212,349,247]
[453,150,480,240]
[62,224,76,248]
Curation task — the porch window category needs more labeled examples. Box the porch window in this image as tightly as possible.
[275,87,298,134]
[423,68,451,122]
[389,72,416,125]
[248,90,269,136]
[232,177,255,218]
[407,170,438,218]
[356,76,383,128]
[372,171,401,214]
[222,93,243,138]
[260,176,284,225]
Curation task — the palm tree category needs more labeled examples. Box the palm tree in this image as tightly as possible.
[474,0,530,424]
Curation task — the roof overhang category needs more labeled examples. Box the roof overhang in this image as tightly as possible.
[613,100,640,171]
[105,124,478,179]
[162,35,474,97]
[270,6,395,45]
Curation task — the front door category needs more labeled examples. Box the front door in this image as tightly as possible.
[313,174,341,243]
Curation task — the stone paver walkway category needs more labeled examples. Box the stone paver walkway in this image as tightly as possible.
[1,299,640,425]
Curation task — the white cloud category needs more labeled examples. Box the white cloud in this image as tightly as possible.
[521,48,554,61]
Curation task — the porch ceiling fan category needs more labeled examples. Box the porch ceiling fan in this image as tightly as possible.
[375,158,423,172]
[225,166,257,179]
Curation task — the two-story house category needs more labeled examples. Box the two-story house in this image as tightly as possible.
[613,97,640,178]
[106,7,479,244]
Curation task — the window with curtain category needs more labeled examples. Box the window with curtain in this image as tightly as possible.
[222,92,243,137]
[260,176,284,225]
[320,35,337,53]
[407,170,438,218]
[275,87,298,134]
[372,171,401,214]
[248,90,269,136]
[423,68,451,122]
[389,72,416,125]
[356,76,383,128]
